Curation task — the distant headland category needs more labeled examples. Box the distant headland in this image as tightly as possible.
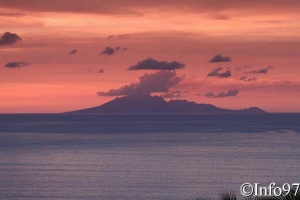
[67,94,266,114]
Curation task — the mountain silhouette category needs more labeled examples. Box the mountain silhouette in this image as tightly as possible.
[69,94,266,114]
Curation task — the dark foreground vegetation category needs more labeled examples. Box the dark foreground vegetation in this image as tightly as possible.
[193,191,300,200]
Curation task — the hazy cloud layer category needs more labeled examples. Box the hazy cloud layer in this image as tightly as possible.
[209,13,231,20]
[0,0,298,15]
[205,89,239,98]
[97,70,183,96]
[128,58,185,70]
[248,66,274,74]
[0,32,21,46]
[0,12,26,17]
[68,49,78,55]
[207,67,231,78]
[209,54,231,62]
[5,61,31,68]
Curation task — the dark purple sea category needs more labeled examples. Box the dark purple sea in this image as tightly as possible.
[0,114,299,200]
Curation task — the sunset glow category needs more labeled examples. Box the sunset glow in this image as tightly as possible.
[1,0,299,113]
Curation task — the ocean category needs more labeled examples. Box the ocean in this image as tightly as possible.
[0,114,299,200]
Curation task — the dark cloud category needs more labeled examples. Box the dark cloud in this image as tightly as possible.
[128,58,185,71]
[98,69,104,73]
[239,76,257,82]
[100,46,127,56]
[205,89,239,98]
[0,32,21,46]
[101,47,115,56]
[97,70,183,96]
[248,66,274,74]
[235,65,250,71]
[68,49,78,55]
[209,54,231,62]
[4,61,31,68]
[207,67,231,78]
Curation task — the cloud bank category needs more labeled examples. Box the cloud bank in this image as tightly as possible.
[97,70,183,96]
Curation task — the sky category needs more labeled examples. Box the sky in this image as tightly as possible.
[0,0,299,113]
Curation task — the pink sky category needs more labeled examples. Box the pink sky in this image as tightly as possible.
[0,0,299,113]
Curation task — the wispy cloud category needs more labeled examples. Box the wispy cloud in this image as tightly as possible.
[235,65,250,71]
[239,76,257,82]
[209,13,231,20]
[205,89,239,98]
[160,90,188,98]
[207,67,231,78]
[0,12,26,17]
[5,61,31,68]
[68,49,78,55]
[248,66,274,74]
[107,35,115,39]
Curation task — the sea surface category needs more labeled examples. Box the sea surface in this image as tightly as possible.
[0,114,299,200]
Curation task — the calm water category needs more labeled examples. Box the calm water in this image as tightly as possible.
[0,114,299,200]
